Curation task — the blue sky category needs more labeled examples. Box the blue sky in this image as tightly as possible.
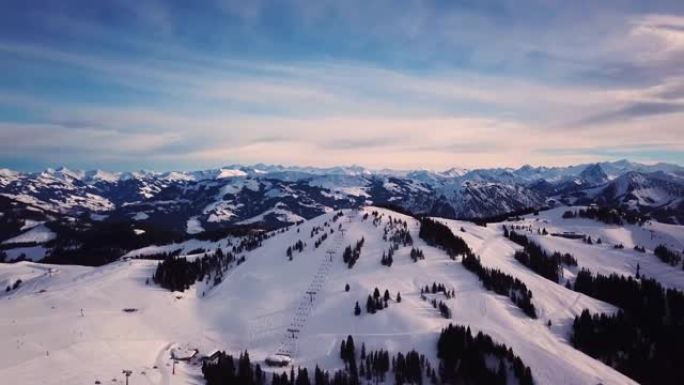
[1,0,683,171]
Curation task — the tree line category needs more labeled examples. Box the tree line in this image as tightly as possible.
[504,227,577,283]
[418,218,470,258]
[286,240,305,260]
[562,206,647,225]
[654,244,682,267]
[203,327,534,385]
[152,248,237,292]
[437,324,534,385]
[342,238,365,269]
[571,269,684,384]
[462,253,537,318]
[410,247,425,262]
[355,287,400,315]
[420,218,537,318]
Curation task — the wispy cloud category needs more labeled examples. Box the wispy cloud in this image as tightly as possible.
[0,1,683,170]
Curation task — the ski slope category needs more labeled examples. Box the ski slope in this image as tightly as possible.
[1,206,669,385]
[497,206,684,291]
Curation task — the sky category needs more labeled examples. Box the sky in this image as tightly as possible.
[1,0,683,172]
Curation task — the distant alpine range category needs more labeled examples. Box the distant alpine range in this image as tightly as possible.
[1,159,683,264]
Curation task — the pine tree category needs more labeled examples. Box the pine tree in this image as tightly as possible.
[366,295,375,314]
[354,301,361,316]
[496,360,507,385]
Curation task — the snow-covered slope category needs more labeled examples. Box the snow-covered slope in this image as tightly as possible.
[2,224,56,245]
[499,206,684,291]
[0,207,649,385]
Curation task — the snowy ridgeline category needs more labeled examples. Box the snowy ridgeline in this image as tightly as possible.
[1,206,684,385]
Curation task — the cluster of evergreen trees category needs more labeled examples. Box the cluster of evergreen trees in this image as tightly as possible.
[201,351,264,385]
[425,298,451,319]
[505,228,577,283]
[310,366,358,385]
[271,367,310,385]
[462,253,537,318]
[420,282,454,298]
[231,232,267,254]
[382,217,413,247]
[5,279,21,292]
[437,324,534,385]
[342,238,364,268]
[513,248,561,282]
[332,211,344,222]
[654,244,682,267]
[419,283,453,318]
[204,329,532,385]
[359,287,398,315]
[410,247,425,262]
[502,226,527,245]
[368,211,385,227]
[310,225,326,238]
[276,364,360,385]
[341,336,435,385]
[571,269,684,384]
[340,335,356,365]
[360,348,390,382]
[202,348,362,385]
[314,232,329,248]
[392,350,433,385]
[418,218,470,258]
[582,235,601,245]
[130,248,183,260]
[286,240,305,260]
[152,257,202,292]
[562,206,646,225]
[152,248,236,292]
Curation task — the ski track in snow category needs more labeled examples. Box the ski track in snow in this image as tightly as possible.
[155,343,172,385]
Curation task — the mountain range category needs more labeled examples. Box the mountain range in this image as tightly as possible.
[1,159,683,264]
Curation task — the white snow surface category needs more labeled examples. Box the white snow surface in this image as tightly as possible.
[2,224,56,245]
[4,246,48,262]
[237,203,304,225]
[19,220,44,231]
[499,206,684,291]
[2,206,675,385]
[185,217,205,235]
[132,212,150,221]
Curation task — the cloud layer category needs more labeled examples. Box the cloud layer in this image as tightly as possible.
[0,1,683,170]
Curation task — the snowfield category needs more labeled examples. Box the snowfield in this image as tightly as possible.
[2,224,56,245]
[2,206,680,384]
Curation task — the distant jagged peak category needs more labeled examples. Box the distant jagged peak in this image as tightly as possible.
[83,169,121,183]
[579,163,609,185]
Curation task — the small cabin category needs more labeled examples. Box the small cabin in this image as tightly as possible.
[201,350,222,365]
[551,231,585,239]
[265,354,292,367]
